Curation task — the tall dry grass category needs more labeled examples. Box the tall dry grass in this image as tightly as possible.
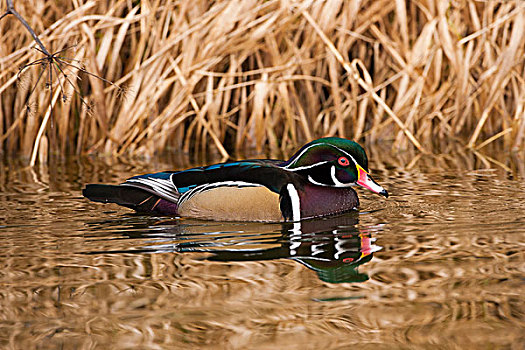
[0,0,524,163]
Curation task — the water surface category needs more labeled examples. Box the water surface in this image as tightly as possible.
[1,148,524,349]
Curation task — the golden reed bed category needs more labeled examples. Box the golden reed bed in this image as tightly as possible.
[0,0,523,162]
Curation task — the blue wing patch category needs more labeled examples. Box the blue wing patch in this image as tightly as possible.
[178,161,263,172]
[130,171,174,180]
[177,184,198,194]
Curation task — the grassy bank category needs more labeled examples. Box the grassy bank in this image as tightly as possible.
[0,0,523,162]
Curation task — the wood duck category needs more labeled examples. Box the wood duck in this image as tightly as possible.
[83,137,388,222]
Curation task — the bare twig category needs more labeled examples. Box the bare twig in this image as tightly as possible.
[3,0,50,55]
[1,0,124,163]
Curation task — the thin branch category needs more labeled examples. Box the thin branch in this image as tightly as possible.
[54,59,91,106]
[4,0,50,55]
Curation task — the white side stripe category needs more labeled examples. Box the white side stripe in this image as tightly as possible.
[179,181,262,206]
[286,183,301,222]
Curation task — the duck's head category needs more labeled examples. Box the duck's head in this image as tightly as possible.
[283,137,388,197]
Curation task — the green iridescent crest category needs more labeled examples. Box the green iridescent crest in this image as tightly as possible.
[284,137,369,171]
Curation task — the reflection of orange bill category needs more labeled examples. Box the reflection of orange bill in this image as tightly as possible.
[360,235,371,257]
[359,234,382,258]
[356,164,389,197]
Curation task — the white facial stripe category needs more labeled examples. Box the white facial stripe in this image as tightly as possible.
[283,144,318,169]
[286,161,329,172]
[330,165,353,187]
[284,142,346,169]
[307,175,328,186]
[286,183,301,222]
[284,143,364,173]
[330,145,362,171]
[331,145,356,162]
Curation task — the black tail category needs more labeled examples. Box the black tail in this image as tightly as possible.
[83,184,163,212]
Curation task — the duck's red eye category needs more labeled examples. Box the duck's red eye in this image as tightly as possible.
[338,157,350,166]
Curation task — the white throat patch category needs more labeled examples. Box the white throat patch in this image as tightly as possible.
[330,165,353,187]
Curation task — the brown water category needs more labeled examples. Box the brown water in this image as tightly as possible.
[1,148,524,349]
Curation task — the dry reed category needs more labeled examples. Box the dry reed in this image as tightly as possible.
[0,0,524,162]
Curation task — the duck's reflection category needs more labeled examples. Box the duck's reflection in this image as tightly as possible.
[201,216,381,283]
[86,212,383,283]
